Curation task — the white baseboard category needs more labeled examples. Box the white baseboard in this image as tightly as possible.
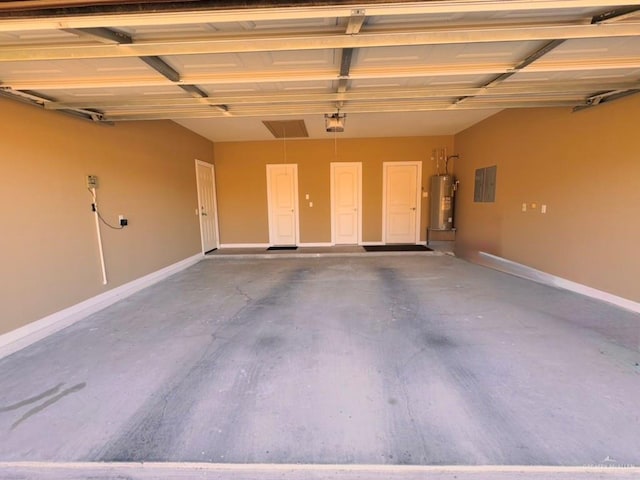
[0,253,203,360]
[478,252,640,314]
[2,461,640,479]
[219,243,269,249]
[360,242,429,246]
[298,242,333,247]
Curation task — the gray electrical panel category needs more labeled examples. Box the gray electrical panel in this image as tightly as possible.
[473,165,497,203]
[474,169,485,202]
[483,165,497,202]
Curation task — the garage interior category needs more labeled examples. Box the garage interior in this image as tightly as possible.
[1,1,639,479]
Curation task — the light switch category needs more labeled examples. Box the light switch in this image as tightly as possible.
[305,194,310,200]
[309,201,313,207]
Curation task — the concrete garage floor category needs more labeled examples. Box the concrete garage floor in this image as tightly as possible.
[0,254,639,479]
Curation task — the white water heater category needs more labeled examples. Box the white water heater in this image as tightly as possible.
[429,174,456,231]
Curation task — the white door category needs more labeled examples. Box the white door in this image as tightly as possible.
[331,162,362,245]
[266,164,299,246]
[195,160,220,253]
[383,162,422,244]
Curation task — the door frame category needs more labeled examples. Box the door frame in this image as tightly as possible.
[195,159,221,254]
[382,161,422,245]
[330,162,362,245]
[266,163,300,246]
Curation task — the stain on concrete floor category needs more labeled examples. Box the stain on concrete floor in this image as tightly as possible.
[0,256,638,467]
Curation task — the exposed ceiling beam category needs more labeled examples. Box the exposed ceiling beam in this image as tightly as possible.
[336,9,365,99]
[339,48,355,78]
[345,8,366,35]
[139,55,180,82]
[512,39,567,71]
[38,90,592,119]
[62,26,132,44]
[41,81,640,111]
[180,84,208,98]
[7,56,639,91]
[101,99,581,121]
[1,0,638,31]
[2,22,640,62]
[178,84,228,112]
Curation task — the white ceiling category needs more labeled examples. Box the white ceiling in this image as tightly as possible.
[174,110,501,142]
[0,0,639,142]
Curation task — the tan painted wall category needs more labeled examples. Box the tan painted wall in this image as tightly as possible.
[454,94,640,301]
[0,97,213,334]
[213,136,454,244]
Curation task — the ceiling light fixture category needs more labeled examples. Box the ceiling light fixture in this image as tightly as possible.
[325,111,346,133]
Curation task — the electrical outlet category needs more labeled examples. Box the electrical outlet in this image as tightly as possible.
[521,203,527,212]
[87,175,98,189]
[541,204,547,214]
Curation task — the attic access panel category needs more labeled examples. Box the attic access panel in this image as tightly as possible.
[262,119,309,138]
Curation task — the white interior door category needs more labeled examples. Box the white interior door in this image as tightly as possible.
[383,162,422,244]
[267,164,299,246]
[331,162,362,245]
[195,160,219,253]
